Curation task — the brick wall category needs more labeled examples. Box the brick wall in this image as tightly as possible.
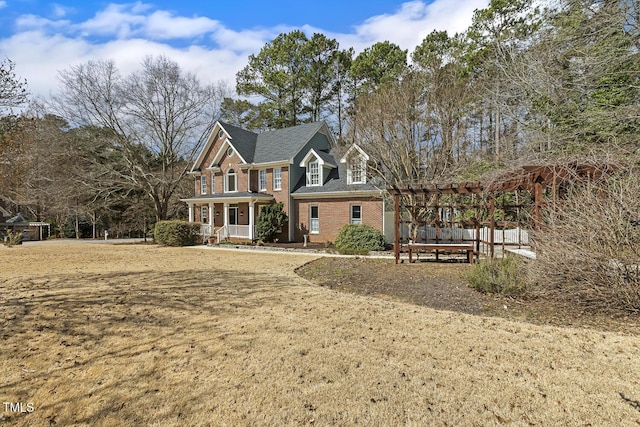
[293,196,383,243]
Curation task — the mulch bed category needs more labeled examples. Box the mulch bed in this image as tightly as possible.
[296,257,640,335]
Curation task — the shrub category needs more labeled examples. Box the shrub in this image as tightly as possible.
[3,230,23,247]
[154,220,200,246]
[256,203,288,242]
[334,224,385,255]
[529,166,640,312]
[467,255,528,296]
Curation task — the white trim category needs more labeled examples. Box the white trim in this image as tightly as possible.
[209,138,248,168]
[306,160,320,186]
[350,204,362,224]
[250,160,290,168]
[191,121,229,172]
[200,175,207,195]
[299,148,325,167]
[259,169,267,192]
[309,205,319,234]
[273,167,282,191]
[340,144,369,163]
[224,168,238,193]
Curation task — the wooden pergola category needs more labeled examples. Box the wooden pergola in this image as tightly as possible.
[389,163,617,263]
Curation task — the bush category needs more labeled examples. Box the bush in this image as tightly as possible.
[256,203,288,242]
[154,220,200,246]
[530,166,640,312]
[334,224,385,255]
[467,255,528,296]
[3,230,23,247]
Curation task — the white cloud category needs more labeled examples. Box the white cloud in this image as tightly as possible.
[144,11,220,39]
[335,0,488,54]
[1,1,488,100]
[0,1,7,9]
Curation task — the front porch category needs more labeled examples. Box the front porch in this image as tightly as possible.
[183,193,275,243]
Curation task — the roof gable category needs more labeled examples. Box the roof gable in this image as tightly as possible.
[190,121,258,172]
[340,143,370,163]
[299,148,337,168]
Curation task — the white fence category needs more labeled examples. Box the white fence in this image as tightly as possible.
[397,225,529,246]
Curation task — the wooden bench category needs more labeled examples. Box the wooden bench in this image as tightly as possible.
[407,243,475,264]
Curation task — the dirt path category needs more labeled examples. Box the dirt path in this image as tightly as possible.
[2,243,640,426]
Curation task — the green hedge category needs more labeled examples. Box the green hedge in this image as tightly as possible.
[334,224,385,255]
[154,220,201,246]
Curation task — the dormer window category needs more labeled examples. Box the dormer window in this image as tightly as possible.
[348,155,366,184]
[307,160,320,186]
[341,144,369,185]
[227,147,234,157]
[300,148,335,187]
[225,168,237,192]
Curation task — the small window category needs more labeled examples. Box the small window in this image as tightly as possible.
[227,147,234,157]
[307,160,320,186]
[259,170,267,191]
[273,167,282,190]
[200,175,207,195]
[350,205,362,224]
[225,168,237,192]
[218,129,224,139]
[201,206,208,223]
[310,205,319,234]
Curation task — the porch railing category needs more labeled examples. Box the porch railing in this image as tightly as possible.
[216,225,253,241]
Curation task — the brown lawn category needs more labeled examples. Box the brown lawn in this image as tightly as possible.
[2,242,640,426]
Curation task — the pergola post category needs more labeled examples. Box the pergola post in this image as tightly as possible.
[489,193,496,259]
[534,181,543,230]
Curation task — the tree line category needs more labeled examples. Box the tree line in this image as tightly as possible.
[1,0,638,238]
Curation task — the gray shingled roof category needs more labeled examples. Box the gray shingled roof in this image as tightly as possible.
[313,149,336,166]
[218,122,258,163]
[292,154,380,195]
[253,122,325,163]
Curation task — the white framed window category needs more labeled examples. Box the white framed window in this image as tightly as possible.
[211,174,215,194]
[307,160,320,186]
[259,169,267,191]
[225,168,237,192]
[350,205,362,224]
[200,175,207,195]
[201,206,208,223]
[309,205,319,234]
[218,129,224,139]
[227,147,234,157]
[348,156,365,184]
[273,167,282,190]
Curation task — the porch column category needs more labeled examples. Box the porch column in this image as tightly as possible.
[249,201,255,241]
[188,204,194,222]
[223,202,229,227]
[208,203,214,227]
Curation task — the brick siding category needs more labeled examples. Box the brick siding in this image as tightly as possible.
[293,196,383,243]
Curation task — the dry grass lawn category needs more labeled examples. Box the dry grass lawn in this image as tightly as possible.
[2,242,640,426]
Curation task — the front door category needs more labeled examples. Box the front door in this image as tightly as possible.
[228,206,238,225]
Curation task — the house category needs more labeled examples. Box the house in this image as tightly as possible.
[182,121,387,243]
[0,196,51,241]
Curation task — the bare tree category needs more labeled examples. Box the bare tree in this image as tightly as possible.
[54,55,228,220]
[0,58,28,111]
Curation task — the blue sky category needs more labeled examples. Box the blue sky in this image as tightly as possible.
[0,0,488,98]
